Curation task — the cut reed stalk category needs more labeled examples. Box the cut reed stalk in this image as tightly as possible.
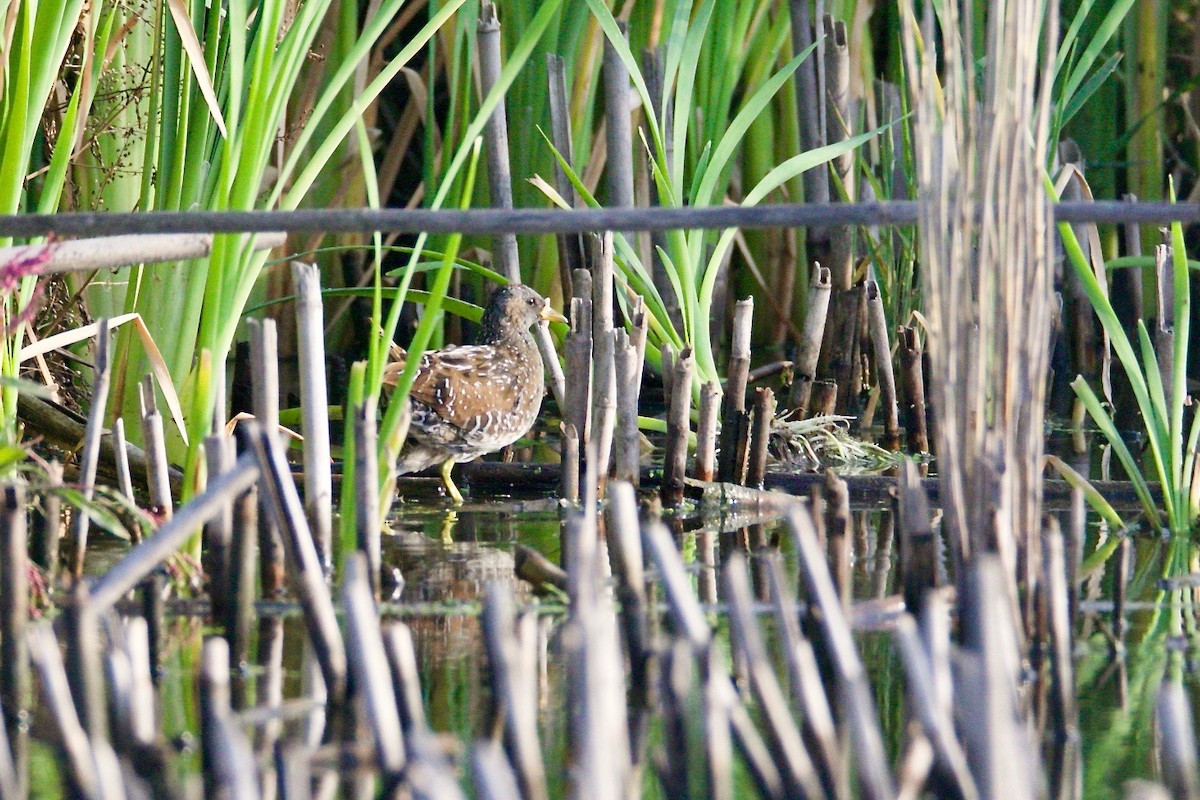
[249,424,347,709]
[613,330,641,485]
[897,326,928,455]
[662,349,694,507]
[111,419,135,505]
[718,299,753,483]
[866,280,901,447]
[139,380,173,522]
[203,434,235,626]
[342,553,406,781]
[69,319,111,578]
[292,262,333,572]
[354,397,382,600]
[745,388,775,489]
[695,381,721,482]
[249,319,285,597]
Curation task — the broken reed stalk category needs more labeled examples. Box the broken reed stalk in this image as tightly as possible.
[111,417,135,503]
[342,552,406,782]
[64,582,107,742]
[0,232,285,276]
[823,15,854,290]
[891,614,979,800]
[565,270,594,443]
[590,234,618,495]
[1155,678,1199,800]
[29,624,108,799]
[823,469,852,610]
[139,376,173,521]
[866,280,901,446]
[472,738,522,799]
[605,482,651,724]
[788,506,895,800]
[383,623,427,739]
[790,265,832,414]
[897,325,928,454]
[745,388,775,489]
[724,553,825,799]
[292,261,333,573]
[228,442,259,676]
[613,330,641,485]
[560,423,580,503]
[546,53,585,299]
[718,298,754,483]
[661,348,694,507]
[763,555,841,797]
[481,584,548,800]
[249,318,285,597]
[0,483,28,796]
[959,557,1036,798]
[200,637,259,799]
[89,455,260,613]
[896,457,940,613]
[203,433,235,626]
[355,396,382,599]
[563,506,632,800]
[1042,520,1081,799]
[694,381,720,482]
[249,423,347,709]
[628,296,649,390]
[108,617,168,788]
[69,318,111,579]
[591,330,617,497]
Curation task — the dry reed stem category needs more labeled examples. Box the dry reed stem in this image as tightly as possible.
[901,0,1058,602]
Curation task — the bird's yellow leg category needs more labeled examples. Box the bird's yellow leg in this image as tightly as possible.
[440,458,464,504]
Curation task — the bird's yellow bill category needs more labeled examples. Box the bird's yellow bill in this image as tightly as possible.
[539,301,568,324]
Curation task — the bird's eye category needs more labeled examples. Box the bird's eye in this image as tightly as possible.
[527,297,536,306]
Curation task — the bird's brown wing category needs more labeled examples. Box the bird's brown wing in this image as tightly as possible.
[407,345,526,434]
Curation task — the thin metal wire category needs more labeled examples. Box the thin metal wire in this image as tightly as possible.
[0,200,1196,239]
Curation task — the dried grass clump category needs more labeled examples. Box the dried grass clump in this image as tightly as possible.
[769,414,902,475]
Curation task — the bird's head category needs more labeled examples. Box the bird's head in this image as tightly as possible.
[481,284,567,342]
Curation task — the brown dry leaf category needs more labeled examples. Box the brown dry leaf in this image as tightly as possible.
[19,313,190,446]
[165,0,228,139]
[224,411,304,443]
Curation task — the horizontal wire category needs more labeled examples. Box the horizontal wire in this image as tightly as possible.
[0,200,1195,239]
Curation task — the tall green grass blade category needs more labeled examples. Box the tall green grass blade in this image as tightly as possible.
[1046,454,1127,533]
[1058,50,1122,129]
[1058,0,1137,107]
[1071,376,1164,532]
